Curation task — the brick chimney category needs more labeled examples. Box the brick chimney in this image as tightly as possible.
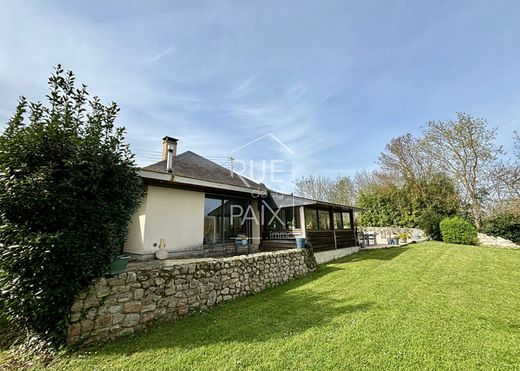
[162,136,178,173]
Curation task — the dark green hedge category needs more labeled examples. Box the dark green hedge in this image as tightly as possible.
[418,210,445,241]
[440,216,478,245]
[0,66,143,347]
[481,212,520,244]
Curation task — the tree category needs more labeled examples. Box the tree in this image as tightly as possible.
[356,173,460,229]
[0,66,143,347]
[490,132,520,200]
[421,113,502,228]
[295,175,355,206]
[356,183,402,227]
[378,133,432,181]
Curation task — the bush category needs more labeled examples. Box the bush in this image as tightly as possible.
[0,66,144,347]
[418,210,444,241]
[440,216,478,245]
[481,212,520,244]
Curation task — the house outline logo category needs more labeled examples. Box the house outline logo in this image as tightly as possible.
[230,133,294,156]
[227,133,295,190]
[227,133,297,235]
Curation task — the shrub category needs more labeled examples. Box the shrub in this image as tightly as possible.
[418,210,444,241]
[440,216,478,245]
[481,212,520,244]
[0,66,143,347]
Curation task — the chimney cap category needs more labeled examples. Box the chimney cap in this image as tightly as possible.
[162,136,179,143]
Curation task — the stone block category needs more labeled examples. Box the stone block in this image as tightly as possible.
[141,311,155,323]
[112,313,124,325]
[96,286,111,298]
[68,323,81,337]
[71,300,83,313]
[122,314,140,327]
[141,303,157,313]
[84,297,101,309]
[126,272,137,283]
[133,288,145,300]
[117,292,133,302]
[123,302,142,313]
[108,305,122,314]
[177,305,189,316]
[81,319,94,335]
[96,314,112,329]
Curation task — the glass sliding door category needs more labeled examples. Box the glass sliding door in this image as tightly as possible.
[204,197,223,244]
[203,195,251,245]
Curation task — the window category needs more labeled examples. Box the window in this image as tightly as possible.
[305,208,318,230]
[342,211,352,229]
[318,210,331,229]
[283,207,300,229]
[264,207,300,230]
[333,212,343,230]
[204,196,250,244]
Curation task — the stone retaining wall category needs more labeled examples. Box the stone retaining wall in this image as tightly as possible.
[363,227,425,241]
[478,233,519,248]
[67,249,317,345]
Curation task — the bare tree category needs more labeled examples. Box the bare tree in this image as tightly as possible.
[491,132,520,200]
[295,175,355,206]
[328,176,356,206]
[352,169,394,196]
[294,175,332,201]
[378,133,432,181]
[421,113,502,228]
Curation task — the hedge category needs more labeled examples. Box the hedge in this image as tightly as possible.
[0,66,143,347]
[481,212,520,244]
[440,216,478,245]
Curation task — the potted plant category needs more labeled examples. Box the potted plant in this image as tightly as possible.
[110,255,131,275]
[399,232,411,244]
[238,234,249,246]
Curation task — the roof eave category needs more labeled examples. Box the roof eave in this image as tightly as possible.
[137,170,267,196]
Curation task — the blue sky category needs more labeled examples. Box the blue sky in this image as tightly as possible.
[1,0,519,191]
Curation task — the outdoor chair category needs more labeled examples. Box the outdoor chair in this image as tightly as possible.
[364,232,377,246]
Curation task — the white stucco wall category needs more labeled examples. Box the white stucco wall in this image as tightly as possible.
[124,194,148,255]
[124,185,205,255]
[314,246,360,264]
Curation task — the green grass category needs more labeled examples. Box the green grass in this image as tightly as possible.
[15,242,520,369]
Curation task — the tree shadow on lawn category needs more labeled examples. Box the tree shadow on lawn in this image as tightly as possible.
[86,265,374,357]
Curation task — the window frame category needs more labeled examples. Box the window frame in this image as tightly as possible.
[304,207,335,231]
[203,194,252,245]
[341,211,352,230]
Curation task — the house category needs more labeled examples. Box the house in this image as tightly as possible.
[124,136,361,258]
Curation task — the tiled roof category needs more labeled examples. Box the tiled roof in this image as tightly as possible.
[142,151,266,191]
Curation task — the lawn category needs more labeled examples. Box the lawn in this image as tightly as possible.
[17,242,520,369]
